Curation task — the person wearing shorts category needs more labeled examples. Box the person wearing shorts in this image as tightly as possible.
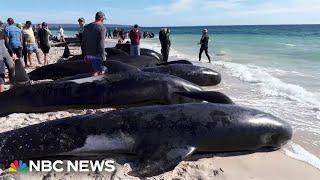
[23,21,41,66]
[37,22,52,65]
[82,12,108,76]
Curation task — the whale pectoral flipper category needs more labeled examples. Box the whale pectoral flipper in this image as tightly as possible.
[175,91,234,104]
[129,145,196,177]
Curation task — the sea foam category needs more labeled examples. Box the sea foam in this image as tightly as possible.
[285,142,320,170]
[215,61,320,107]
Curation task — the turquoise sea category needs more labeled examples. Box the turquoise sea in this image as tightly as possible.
[52,24,320,169]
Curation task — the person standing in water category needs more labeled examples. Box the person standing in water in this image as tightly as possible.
[58,26,65,42]
[159,28,171,62]
[38,22,52,65]
[129,24,141,56]
[82,11,108,76]
[198,29,211,63]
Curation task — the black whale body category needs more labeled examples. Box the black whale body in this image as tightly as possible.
[0,72,232,117]
[28,61,221,86]
[0,103,292,177]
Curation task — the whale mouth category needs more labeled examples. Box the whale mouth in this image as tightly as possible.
[175,91,234,104]
[201,70,219,76]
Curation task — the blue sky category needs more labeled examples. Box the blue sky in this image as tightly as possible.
[1,0,320,26]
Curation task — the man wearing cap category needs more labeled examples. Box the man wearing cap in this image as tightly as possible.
[82,11,108,76]
[129,24,141,56]
[198,29,211,63]
[77,18,85,57]
[4,18,23,62]
[22,21,42,66]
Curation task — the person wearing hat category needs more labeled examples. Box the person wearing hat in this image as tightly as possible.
[77,18,85,57]
[4,18,23,62]
[37,22,52,65]
[82,11,108,76]
[22,21,42,66]
[129,24,141,56]
[198,29,211,63]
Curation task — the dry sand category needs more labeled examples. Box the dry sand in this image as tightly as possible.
[0,41,319,180]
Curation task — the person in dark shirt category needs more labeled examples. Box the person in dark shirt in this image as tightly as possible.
[82,11,108,76]
[113,28,118,39]
[37,22,52,65]
[77,18,85,57]
[159,28,171,62]
[107,29,112,39]
[129,24,141,56]
[198,29,211,63]
[118,29,125,43]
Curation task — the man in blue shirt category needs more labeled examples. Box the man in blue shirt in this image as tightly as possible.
[4,18,23,61]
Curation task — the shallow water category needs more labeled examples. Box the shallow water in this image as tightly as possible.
[139,25,320,170]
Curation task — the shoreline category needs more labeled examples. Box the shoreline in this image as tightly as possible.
[0,40,319,179]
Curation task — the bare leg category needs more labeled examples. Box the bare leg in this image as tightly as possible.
[36,52,42,64]
[44,53,48,65]
[28,53,32,66]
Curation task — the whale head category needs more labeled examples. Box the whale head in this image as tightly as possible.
[196,104,293,153]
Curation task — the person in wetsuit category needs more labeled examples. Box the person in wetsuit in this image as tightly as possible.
[159,28,171,62]
[198,29,211,63]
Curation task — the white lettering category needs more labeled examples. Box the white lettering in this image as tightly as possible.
[79,160,89,172]
[90,160,104,172]
[29,160,40,172]
[104,160,116,172]
[42,160,52,172]
[67,161,78,172]
[52,160,64,172]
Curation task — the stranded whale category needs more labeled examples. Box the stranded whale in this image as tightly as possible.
[0,103,292,177]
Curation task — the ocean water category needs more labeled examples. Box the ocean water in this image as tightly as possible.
[56,25,320,169]
[142,25,320,169]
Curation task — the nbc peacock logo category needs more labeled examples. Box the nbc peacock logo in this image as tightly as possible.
[8,160,28,173]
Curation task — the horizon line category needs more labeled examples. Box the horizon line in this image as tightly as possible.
[43,23,320,28]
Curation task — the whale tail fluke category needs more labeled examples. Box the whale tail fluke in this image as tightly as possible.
[175,91,234,104]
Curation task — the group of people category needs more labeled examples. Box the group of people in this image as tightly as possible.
[1,11,212,92]
[0,18,53,92]
[78,12,143,76]
[159,28,211,63]
[143,31,155,39]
